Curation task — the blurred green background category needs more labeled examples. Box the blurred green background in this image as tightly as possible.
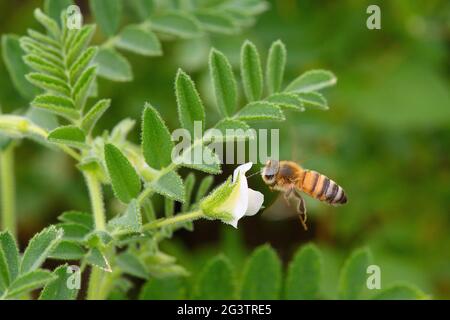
[0,0,449,298]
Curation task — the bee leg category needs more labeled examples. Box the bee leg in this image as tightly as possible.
[294,190,308,231]
[283,185,295,205]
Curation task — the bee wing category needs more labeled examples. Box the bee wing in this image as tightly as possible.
[261,189,306,221]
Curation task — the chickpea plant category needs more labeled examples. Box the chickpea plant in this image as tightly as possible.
[0,1,427,300]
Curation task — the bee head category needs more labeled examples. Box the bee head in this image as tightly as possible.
[262,159,279,185]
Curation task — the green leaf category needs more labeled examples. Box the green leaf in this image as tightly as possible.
[285,70,337,93]
[266,40,286,94]
[65,25,96,68]
[195,176,214,202]
[48,125,87,149]
[180,145,221,174]
[95,48,132,82]
[164,198,174,217]
[239,245,282,299]
[39,264,79,300]
[69,46,98,83]
[142,104,174,169]
[1,35,39,99]
[58,211,93,230]
[116,25,162,56]
[139,276,186,300]
[182,173,195,212]
[240,40,263,101]
[194,11,236,34]
[235,101,285,122]
[104,143,141,203]
[338,248,372,300]
[26,28,60,49]
[49,241,86,260]
[0,231,20,284]
[26,73,70,96]
[108,199,142,233]
[84,230,113,249]
[151,12,201,39]
[175,69,206,137]
[44,0,73,23]
[34,9,60,39]
[209,48,237,117]
[116,252,148,280]
[89,0,122,37]
[72,65,97,109]
[23,54,66,80]
[31,94,79,121]
[86,247,111,272]
[266,93,305,111]
[285,244,322,300]
[194,255,235,299]
[20,226,63,275]
[6,269,56,299]
[372,284,428,300]
[296,92,329,110]
[81,99,111,134]
[57,223,91,242]
[150,171,185,202]
[0,247,9,292]
[207,119,254,142]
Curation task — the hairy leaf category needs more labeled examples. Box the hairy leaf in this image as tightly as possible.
[6,269,56,299]
[58,211,93,229]
[194,255,235,299]
[31,94,79,121]
[95,48,132,82]
[239,245,282,299]
[105,143,141,203]
[116,252,148,279]
[296,92,329,110]
[69,46,98,83]
[266,93,304,111]
[372,284,428,300]
[1,35,39,99]
[57,223,90,242]
[65,25,96,68]
[34,9,60,39]
[81,99,111,134]
[150,171,185,202]
[338,248,372,300]
[235,101,284,122]
[195,11,236,34]
[39,264,79,300]
[175,69,206,137]
[26,73,70,96]
[48,125,87,149]
[180,145,221,174]
[108,200,142,233]
[139,276,186,300]
[285,70,337,93]
[209,48,237,117]
[0,231,20,287]
[151,12,201,39]
[285,244,322,299]
[44,0,73,23]
[49,241,86,260]
[89,0,122,37]
[266,40,286,94]
[116,25,162,56]
[86,247,111,272]
[20,226,63,274]
[195,176,214,202]
[207,118,254,142]
[72,65,97,109]
[182,173,195,212]
[240,40,263,101]
[142,104,174,169]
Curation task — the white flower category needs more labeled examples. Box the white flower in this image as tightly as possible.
[200,162,264,228]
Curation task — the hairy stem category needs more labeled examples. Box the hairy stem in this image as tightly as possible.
[84,170,107,300]
[84,171,106,231]
[0,143,16,237]
[141,210,204,232]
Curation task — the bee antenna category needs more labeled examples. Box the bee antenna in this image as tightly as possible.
[246,169,263,179]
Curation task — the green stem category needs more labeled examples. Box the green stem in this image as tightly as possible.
[141,210,204,232]
[84,170,107,300]
[84,171,106,231]
[0,143,16,237]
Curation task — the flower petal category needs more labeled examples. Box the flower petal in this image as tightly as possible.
[245,188,264,216]
[232,162,253,183]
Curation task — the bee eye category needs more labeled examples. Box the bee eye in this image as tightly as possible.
[265,174,275,181]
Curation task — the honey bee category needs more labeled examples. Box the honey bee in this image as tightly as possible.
[261,160,347,230]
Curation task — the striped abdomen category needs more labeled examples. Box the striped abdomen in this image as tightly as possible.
[298,170,347,205]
